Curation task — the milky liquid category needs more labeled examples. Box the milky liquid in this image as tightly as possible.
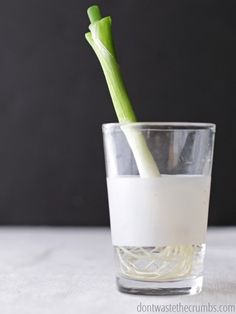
[107,175,211,247]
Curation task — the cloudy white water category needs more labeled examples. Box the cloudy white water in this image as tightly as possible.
[107,175,211,246]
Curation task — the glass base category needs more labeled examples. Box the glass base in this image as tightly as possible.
[116,276,203,296]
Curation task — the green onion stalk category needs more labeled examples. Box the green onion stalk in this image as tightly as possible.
[85,5,194,281]
[85,5,160,177]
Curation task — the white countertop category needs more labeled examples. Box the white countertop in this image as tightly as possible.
[0,227,235,314]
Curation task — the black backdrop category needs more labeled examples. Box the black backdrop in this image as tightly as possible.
[0,0,235,225]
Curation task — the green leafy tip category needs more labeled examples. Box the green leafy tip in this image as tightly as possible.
[85,4,136,122]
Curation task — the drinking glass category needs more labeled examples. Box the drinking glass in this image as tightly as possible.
[102,122,215,295]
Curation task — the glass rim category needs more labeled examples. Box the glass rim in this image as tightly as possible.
[102,122,216,132]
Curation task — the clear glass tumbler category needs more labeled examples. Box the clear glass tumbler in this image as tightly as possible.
[102,122,215,295]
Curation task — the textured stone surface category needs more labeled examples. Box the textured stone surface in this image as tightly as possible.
[0,227,235,313]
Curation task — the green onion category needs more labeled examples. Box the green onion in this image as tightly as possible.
[85,5,160,177]
[85,6,194,281]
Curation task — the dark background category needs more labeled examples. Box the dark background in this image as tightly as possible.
[0,0,235,225]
